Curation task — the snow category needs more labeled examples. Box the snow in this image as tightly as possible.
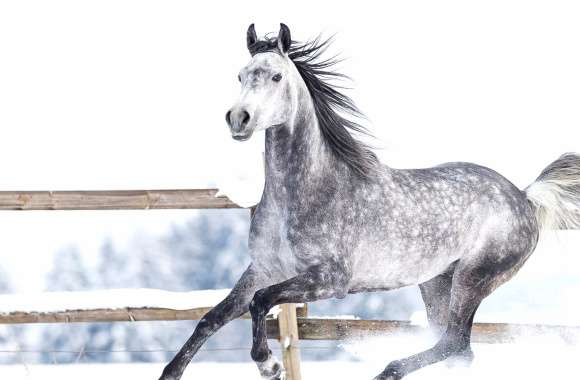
[1,338,579,380]
[409,311,429,327]
[215,130,265,208]
[0,288,231,314]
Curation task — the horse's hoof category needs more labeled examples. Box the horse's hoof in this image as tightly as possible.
[158,367,180,380]
[372,374,400,380]
[373,360,404,380]
[158,374,179,380]
[257,355,285,380]
[446,347,474,368]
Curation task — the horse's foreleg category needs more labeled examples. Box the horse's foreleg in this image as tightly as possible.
[159,264,264,380]
[249,265,349,379]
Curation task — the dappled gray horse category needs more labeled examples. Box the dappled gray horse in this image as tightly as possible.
[160,24,580,380]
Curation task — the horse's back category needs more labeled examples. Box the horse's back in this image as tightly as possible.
[394,160,538,248]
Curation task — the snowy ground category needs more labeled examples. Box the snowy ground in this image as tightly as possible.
[1,339,578,380]
[0,288,231,314]
[2,331,579,379]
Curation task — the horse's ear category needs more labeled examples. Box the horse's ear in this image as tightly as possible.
[277,23,291,54]
[247,24,257,52]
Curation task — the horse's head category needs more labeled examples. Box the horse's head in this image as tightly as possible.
[226,23,299,141]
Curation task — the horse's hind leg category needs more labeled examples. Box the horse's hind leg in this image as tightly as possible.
[418,261,457,335]
[374,245,530,380]
[419,261,475,365]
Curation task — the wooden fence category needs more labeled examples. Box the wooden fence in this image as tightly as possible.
[0,189,238,210]
[0,189,578,380]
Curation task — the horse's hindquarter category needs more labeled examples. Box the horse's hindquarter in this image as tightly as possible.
[349,163,539,292]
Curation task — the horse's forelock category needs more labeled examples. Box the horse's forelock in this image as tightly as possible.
[248,37,279,56]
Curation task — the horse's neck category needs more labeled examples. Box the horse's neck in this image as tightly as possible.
[263,102,338,201]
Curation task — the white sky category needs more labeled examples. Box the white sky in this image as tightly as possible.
[0,1,579,292]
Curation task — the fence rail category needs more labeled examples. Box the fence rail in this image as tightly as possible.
[0,189,239,210]
[3,305,579,345]
[267,318,580,344]
[0,305,309,325]
[0,307,217,324]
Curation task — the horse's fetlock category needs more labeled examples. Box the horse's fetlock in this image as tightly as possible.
[251,346,271,362]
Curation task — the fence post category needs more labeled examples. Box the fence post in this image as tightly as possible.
[277,303,302,380]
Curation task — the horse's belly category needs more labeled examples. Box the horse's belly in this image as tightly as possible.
[349,242,459,291]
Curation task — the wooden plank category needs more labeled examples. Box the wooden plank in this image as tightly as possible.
[267,318,418,341]
[0,304,308,325]
[471,322,580,344]
[295,303,308,318]
[277,304,302,380]
[0,307,214,324]
[0,189,241,210]
[266,318,580,344]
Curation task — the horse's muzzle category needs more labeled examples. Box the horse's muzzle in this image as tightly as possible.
[226,107,251,130]
[226,107,254,141]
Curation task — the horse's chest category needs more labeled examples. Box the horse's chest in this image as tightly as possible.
[249,217,302,281]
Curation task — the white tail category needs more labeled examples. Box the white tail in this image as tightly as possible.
[525,153,580,230]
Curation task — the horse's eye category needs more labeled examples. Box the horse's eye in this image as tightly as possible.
[238,74,241,82]
[272,73,282,82]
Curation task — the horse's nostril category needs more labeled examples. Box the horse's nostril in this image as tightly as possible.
[241,111,250,127]
[225,110,232,125]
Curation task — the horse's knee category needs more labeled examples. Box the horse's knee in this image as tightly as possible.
[249,288,269,317]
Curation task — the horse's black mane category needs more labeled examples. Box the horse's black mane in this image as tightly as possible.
[249,36,379,178]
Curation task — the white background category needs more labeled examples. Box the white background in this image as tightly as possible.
[0,1,579,292]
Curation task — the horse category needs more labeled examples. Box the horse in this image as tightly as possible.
[159,23,580,380]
